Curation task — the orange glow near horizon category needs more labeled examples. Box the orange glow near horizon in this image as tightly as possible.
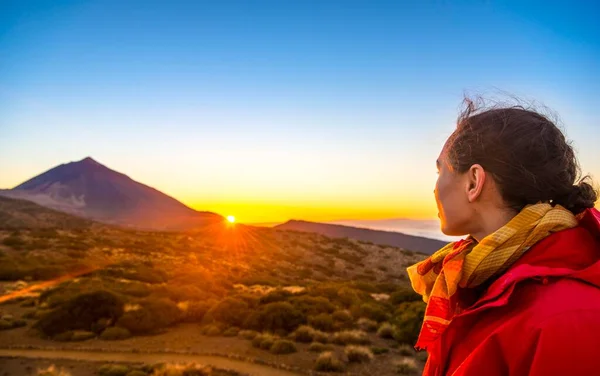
[187,195,440,224]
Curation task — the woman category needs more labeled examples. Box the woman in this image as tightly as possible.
[407,101,600,376]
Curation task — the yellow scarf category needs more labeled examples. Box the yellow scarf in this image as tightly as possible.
[407,203,578,349]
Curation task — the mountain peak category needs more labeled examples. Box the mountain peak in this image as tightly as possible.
[78,157,102,166]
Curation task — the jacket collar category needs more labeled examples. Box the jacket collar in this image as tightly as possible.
[458,208,600,316]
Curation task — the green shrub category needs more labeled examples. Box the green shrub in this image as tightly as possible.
[291,295,335,316]
[345,345,374,363]
[308,313,334,332]
[70,330,95,341]
[22,310,37,320]
[291,325,329,344]
[246,302,305,334]
[124,371,146,376]
[395,358,419,375]
[97,364,131,376]
[36,365,72,376]
[270,339,297,354]
[259,289,293,304]
[251,333,277,350]
[392,301,426,345]
[371,346,390,355]
[314,351,345,372]
[202,325,222,337]
[2,235,25,248]
[415,350,429,363]
[357,318,378,332]
[238,330,259,340]
[116,299,181,335]
[182,300,213,323]
[398,344,415,356]
[377,322,395,339]
[53,331,74,342]
[149,363,215,376]
[35,291,124,337]
[204,297,249,327]
[355,303,389,322]
[100,327,131,341]
[20,299,36,307]
[308,342,334,352]
[331,309,354,330]
[0,319,17,330]
[332,330,370,345]
[389,288,422,305]
[223,327,240,337]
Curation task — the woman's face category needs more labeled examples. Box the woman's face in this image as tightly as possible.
[434,150,473,236]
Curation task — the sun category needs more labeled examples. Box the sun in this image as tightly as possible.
[227,215,236,223]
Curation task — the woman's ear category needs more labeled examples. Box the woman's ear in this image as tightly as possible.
[466,164,486,203]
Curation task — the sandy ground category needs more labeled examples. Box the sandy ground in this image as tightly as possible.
[0,349,301,376]
[0,301,419,375]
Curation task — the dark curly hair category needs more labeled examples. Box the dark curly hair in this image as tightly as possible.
[445,98,598,215]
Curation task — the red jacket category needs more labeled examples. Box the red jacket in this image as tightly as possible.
[424,208,600,376]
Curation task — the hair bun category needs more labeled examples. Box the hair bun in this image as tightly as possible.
[554,179,598,215]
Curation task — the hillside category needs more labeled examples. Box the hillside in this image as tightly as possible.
[0,157,222,230]
[0,196,96,230]
[0,196,428,375]
[275,220,447,255]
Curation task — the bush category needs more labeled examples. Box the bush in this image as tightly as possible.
[150,363,215,376]
[182,300,213,323]
[345,345,374,363]
[291,295,335,316]
[291,325,329,344]
[125,371,146,376]
[389,288,422,305]
[332,330,370,345]
[355,303,389,322]
[314,351,345,372]
[395,358,419,375]
[371,346,390,355]
[223,327,240,337]
[100,327,131,341]
[259,289,293,304]
[270,339,297,354]
[308,342,334,352]
[252,333,277,350]
[53,331,74,342]
[36,365,72,376]
[204,297,249,327]
[116,298,181,335]
[415,350,429,363]
[97,364,131,376]
[331,309,354,330]
[0,318,26,330]
[377,322,395,339]
[70,330,95,341]
[22,310,37,320]
[2,235,25,248]
[35,290,124,337]
[398,344,415,356]
[246,302,305,334]
[238,330,258,340]
[199,324,222,336]
[392,302,426,345]
[357,318,378,332]
[308,313,334,332]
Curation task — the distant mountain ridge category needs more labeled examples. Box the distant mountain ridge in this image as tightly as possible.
[275,219,447,254]
[0,157,222,230]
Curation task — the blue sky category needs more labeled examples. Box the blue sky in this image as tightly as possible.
[0,0,598,222]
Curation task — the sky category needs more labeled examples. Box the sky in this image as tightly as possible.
[1,0,599,223]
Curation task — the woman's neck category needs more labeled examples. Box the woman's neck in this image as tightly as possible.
[471,207,518,242]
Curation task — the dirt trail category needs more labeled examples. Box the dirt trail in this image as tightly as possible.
[0,348,302,376]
